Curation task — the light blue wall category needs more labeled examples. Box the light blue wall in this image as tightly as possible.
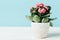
[0,0,59,26]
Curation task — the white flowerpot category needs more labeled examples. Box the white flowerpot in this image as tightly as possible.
[31,22,50,39]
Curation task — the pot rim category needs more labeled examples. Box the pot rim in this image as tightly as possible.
[31,22,50,24]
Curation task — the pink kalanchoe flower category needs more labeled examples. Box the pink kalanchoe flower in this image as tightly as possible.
[36,3,44,8]
[38,8,46,14]
[45,6,48,10]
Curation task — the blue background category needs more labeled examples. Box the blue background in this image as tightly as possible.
[0,0,59,26]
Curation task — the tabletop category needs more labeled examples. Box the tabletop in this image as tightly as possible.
[0,27,60,40]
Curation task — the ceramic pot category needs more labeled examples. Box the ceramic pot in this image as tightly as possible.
[31,22,50,39]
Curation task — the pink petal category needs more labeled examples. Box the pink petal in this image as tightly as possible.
[38,8,46,14]
[36,3,44,8]
[45,6,48,10]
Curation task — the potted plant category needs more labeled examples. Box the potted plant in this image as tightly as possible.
[26,3,56,39]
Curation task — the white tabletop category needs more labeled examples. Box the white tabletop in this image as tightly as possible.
[0,27,60,40]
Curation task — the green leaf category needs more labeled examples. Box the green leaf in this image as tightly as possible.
[42,13,50,17]
[30,12,34,17]
[42,18,49,23]
[37,12,41,17]
[33,15,40,23]
[30,7,36,17]
[47,6,51,12]
[25,15,33,21]
[50,22,53,27]
[49,18,57,21]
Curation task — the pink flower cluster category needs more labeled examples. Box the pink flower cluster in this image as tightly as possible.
[36,3,48,14]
